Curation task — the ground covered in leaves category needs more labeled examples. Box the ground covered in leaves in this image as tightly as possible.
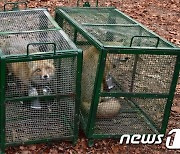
[0,0,180,153]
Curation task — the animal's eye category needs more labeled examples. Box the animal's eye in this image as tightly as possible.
[36,68,41,72]
[46,66,51,70]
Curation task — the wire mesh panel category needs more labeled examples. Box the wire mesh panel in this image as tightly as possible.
[0,9,59,33]
[55,7,180,145]
[105,53,176,93]
[0,29,82,152]
[6,97,75,144]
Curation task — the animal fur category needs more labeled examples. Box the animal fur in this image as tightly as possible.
[82,46,121,118]
[1,39,55,91]
[7,60,55,87]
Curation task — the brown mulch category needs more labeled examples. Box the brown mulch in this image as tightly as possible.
[0,0,179,153]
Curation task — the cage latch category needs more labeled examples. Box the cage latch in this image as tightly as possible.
[83,2,91,7]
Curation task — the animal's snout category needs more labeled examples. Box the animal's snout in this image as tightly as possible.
[42,74,49,80]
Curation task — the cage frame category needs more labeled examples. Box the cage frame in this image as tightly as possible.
[0,32,83,152]
[55,7,180,145]
[0,49,83,152]
[0,7,61,34]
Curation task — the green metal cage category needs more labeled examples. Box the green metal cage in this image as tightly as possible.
[55,7,180,145]
[0,5,82,153]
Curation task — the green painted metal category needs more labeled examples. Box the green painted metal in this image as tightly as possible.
[161,55,180,134]
[27,42,57,56]
[100,92,169,98]
[105,48,180,55]
[0,6,82,151]
[86,49,107,137]
[0,59,6,154]
[73,49,83,144]
[0,51,81,149]
[55,10,104,51]
[114,9,177,48]
[127,98,161,133]
[83,2,91,7]
[5,136,74,147]
[130,36,160,47]
[55,6,180,144]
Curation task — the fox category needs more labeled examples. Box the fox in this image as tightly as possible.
[82,46,121,118]
[1,39,55,91]
[7,59,55,88]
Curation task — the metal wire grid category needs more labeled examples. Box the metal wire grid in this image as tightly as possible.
[6,57,77,98]
[0,30,74,55]
[6,97,75,143]
[61,8,134,25]
[83,25,171,48]
[0,10,56,32]
[59,20,96,128]
[94,97,159,135]
[131,98,166,129]
[106,53,176,94]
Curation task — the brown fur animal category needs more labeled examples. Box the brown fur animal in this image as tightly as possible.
[8,60,55,89]
[82,46,121,118]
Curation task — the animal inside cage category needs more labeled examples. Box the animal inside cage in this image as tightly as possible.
[55,7,180,145]
[0,29,82,152]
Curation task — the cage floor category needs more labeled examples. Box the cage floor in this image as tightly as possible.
[5,100,74,144]
[94,110,156,135]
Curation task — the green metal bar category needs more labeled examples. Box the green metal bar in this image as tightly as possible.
[73,50,83,144]
[104,47,180,55]
[59,7,115,10]
[73,29,78,44]
[96,0,99,7]
[43,10,61,30]
[130,36,160,47]
[0,8,47,14]
[127,98,161,133]
[114,9,177,48]
[82,23,139,26]
[76,41,90,46]
[0,28,60,35]
[86,49,107,137]
[5,136,74,147]
[54,11,64,28]
[92,133,161,139]
[161,55,180,134]
[6,93,75,102]
[3,50,78,63]
[0,59,6,154]
[100,92,169,98]
[55,10,104,51]
[27,42,57,56]
[130,27,143,92]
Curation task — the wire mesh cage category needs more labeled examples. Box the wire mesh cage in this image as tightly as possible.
[0,29,82,152]
[55,7,180,145]
[0,7,60,33]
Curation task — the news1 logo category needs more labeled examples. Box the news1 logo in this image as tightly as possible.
[166,129,180,149]
[119,129,180,149]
